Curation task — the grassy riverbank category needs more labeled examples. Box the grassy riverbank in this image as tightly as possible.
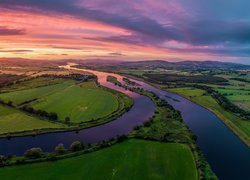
[167,87,250,146]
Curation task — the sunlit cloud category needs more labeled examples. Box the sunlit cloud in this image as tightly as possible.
[0,0,249,64]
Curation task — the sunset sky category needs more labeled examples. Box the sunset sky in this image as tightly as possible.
[0,0,250,64]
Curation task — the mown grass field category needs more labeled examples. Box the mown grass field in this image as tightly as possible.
[0,79,119,123]
[0,139,198,180]
[0,81,72,106]
[0,105,64,134]
[168,87,250,140]
[32,81,119,123]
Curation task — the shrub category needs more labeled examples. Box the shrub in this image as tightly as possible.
[0,155,7,166]
[55,143,66,154]
[117,135,127,142]
[49,112,58,120]
[65,117,70,124]
[70,141,82,152]
[24,147,43,159]
[7,101,13,107]
[15,158,26,165]
[46,153,57,161]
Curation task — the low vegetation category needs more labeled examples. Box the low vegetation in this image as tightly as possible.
[107,75,122,86]
[122,77,140,86]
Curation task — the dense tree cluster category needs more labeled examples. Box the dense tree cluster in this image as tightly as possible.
[0,74,26,88]
[144,73,229,85]
[122,78,140,86]
[193,84,250,120]
[40,73,95,81]
[20,106,58,121]
[230,77,250,83]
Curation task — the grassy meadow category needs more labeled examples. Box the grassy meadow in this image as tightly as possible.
[0,139,198,180]
[0,79,119,123]
[32,81,119,123]
[0,105,64,134]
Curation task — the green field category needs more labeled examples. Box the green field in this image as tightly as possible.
[32,81,119,123]
[0,139,198,180]
[0,77,65,93]
[214,88,250,112]
[0,81,72,106]
[0,105,64,134]
[168,87,250,144]
[206,74,250,112]
[0,80,119,123]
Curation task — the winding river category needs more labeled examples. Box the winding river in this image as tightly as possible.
[0,65,249,180]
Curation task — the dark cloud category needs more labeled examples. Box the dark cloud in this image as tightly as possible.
[0,26,26,36]
[109,52,126,56]
[185,20,250,45]
[84,35,145,46]
[50,46,82,50]
[0,49,33,53]
[0,0,181,40]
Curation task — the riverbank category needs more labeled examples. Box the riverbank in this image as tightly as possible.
[166,87,250,147]
[120,73,250,147]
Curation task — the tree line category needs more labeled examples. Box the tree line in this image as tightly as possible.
[193,84,250,120]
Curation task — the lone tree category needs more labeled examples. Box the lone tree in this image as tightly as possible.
[0,155,7,166]
[49,112,58,120]
[7,101,13,107]
[55,143,66,154]
[70,141,82,152]
[65,117,70,124]
[24,147,43,159]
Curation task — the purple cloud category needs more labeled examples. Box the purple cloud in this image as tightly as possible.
[0,26,26,36]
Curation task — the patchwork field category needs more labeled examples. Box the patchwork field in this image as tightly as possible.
[0,79,119,123]
[214,88,250,112]
[0,105,64,134]
[0,139,198,180]
[208,74,250,113]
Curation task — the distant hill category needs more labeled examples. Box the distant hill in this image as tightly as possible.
[1,58,249,70]
[120,60,250,70]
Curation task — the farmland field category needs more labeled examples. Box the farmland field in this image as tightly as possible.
[32,81,119,123]
[0,139,198,180]
[0,105,64,134]
[0,78,120,123]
